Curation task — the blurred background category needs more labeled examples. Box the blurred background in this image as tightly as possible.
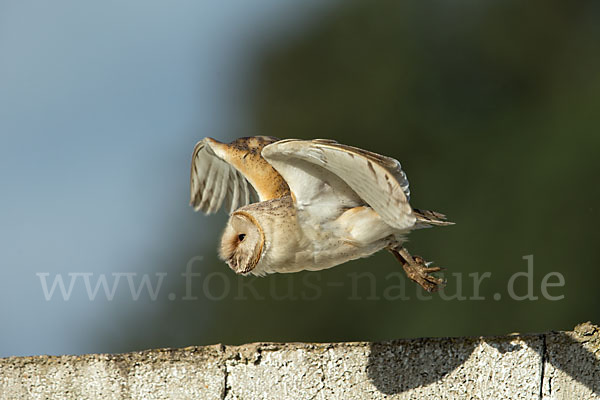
[1,0,599,357]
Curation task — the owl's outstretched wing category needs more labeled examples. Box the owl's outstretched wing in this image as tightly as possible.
[190,136,289,214]
[190,138,258,214]
[261,139,415,230]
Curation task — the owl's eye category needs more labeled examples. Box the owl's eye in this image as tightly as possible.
[238,234,246,241]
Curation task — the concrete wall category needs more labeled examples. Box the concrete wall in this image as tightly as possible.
[1,322,598,399]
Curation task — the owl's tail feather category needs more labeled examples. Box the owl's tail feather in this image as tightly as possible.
[412,208,454,228]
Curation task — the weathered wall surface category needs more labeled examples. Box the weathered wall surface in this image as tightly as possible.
[1,322,598,399]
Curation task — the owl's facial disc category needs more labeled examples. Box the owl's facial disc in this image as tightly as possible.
[219,212,264,274]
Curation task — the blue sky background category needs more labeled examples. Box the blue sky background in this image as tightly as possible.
[0,0,333,357]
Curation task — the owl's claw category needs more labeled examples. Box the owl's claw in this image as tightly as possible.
[401,262,445,292]
[389,248,446,292]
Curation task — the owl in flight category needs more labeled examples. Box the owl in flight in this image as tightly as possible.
[190,136,453,292]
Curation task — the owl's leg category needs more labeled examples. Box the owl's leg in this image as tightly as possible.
[388,247,445,292]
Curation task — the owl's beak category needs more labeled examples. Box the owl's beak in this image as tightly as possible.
[226,255,255,275]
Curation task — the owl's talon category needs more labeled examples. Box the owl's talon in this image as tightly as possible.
[389,248,446,292]
[402,263,445,292]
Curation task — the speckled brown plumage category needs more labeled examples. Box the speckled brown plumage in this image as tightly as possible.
[204,136,289,200]
[190,136,290,214]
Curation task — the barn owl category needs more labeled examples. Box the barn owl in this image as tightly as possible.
[190,136,453,292]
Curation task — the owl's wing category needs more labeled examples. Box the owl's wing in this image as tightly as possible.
[190,138,259,214]
[262,139,415,230]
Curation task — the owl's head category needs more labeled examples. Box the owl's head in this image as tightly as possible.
[219,211,265,274]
